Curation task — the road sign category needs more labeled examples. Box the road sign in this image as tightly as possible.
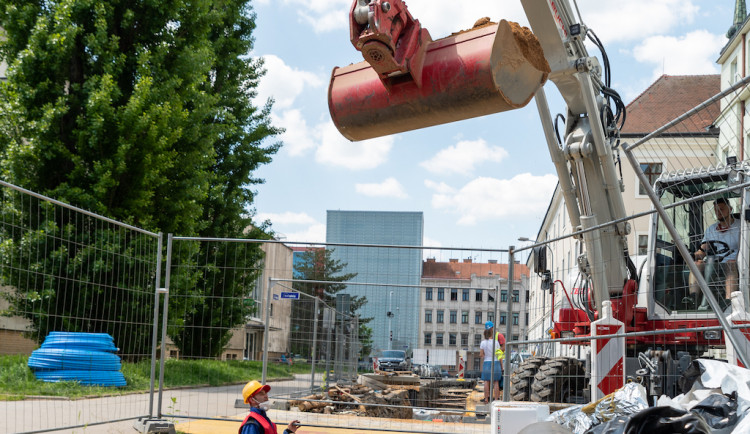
[273,294,279,300]
[280,292,300,300]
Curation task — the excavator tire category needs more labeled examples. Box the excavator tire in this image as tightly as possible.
[509,357,547,401]
[530,357,585,403]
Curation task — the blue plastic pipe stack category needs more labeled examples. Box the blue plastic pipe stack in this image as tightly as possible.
[28,332,127,387]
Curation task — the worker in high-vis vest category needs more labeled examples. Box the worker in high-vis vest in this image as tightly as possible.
[485,321,506,389]
[239,380,300,434]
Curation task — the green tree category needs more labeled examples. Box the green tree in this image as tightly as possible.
[0,0,280,358]
[290,248,372,359]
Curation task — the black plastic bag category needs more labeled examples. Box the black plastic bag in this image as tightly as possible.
[690,392,738,430]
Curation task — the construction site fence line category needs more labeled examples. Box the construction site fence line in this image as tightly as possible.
[172,236,508,253]
[513,178,750,254]
[505,323,747,347]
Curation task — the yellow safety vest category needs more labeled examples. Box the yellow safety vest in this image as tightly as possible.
[495,332,505,361]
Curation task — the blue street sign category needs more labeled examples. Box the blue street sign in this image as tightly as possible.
[273,294,279,300]
[280,292,300,300]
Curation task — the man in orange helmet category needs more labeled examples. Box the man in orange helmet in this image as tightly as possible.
[239,380,300,434]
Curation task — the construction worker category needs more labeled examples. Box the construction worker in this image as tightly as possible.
[239,380,300,434]
[485,321,506,362]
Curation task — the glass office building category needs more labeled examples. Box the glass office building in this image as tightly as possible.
[326,211,423,354]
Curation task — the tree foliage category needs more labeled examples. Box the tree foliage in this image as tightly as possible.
[0,0,280,358]
[291,248,373,360]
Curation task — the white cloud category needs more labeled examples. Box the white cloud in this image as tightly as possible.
[632,30,724,80]
[422,235,443,260]
[255,212,325,243]
[255,55,323,110]
[355,178,408,199]
[427,173,557,225]
[420,139,508,176]
[424,179,456,195]
[316,121,394,169]
[255,211,318,226]
[272,109,316,156]
[576,0,699,44]
[284,223,327,244]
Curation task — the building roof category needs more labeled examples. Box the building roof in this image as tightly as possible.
[422,259,529,280]
[620,75,720,136]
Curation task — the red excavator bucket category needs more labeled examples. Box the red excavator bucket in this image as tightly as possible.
[329,20,550,141]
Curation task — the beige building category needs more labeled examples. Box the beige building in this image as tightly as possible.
[526,75,721,358]
[419,258,529,373]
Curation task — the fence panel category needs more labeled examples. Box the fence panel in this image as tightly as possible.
[0,181,161,433]
[511,78,750,411]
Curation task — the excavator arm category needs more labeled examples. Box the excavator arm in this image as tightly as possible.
[328,0,634,314]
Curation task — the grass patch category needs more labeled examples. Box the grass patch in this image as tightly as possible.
[0,355,319,401]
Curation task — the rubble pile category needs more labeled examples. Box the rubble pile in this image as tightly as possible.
[291,373,479,419]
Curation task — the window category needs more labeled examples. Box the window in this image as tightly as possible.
[488,292,495,302]
[437,310,444,323]
[474,334,482,346]
[473,357,480,370]
[501,290,508,302]
[474,311,482,324]
[638,234,648,255]
[424,333,432,345]
[526,290,530,303]
[449,333,457,346]
[437,288,445,301]
[461,311,469,324]
[449,310,457,324]
[426,288,433,300]
[451,288,458,301]
[270,304,274,317]
[512,290,519,302]
[512,335,519,341]
[475,289,483,302]
[499,313,506,325]
[525,312,529,325]
[461,333,468,346]
[513,313,519,325]
[462,289,470,301]
[436,333,444,346]
[639,162,663,195]
[425,310,432,323]
[488,312,495,323]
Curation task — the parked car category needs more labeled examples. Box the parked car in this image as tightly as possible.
[377,350,412,372]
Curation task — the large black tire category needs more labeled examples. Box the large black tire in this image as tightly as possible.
[509,357,547,401]
[530,357,585,403]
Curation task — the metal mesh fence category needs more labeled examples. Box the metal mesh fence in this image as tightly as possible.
[510,76,750,407]
[0,180,161,433]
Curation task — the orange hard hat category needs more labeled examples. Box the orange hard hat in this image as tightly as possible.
[242,380,270,403]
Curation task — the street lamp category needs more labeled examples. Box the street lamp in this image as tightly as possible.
[387,291,394,350]
[519,237,554,357]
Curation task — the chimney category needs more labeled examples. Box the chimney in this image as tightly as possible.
[449,258,458,263]
[426,258,436,263]
[463,258,472,263]
[488,259,498,264]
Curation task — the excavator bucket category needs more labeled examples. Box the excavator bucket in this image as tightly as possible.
[328,20,550,141]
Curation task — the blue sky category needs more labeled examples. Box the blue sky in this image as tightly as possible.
[249,0,733,252]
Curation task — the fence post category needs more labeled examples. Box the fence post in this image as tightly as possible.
[262,277,275,384]
[502,247,514,402]
[157,233,173,418]
[147,233,164,418]
[310,297,320,391]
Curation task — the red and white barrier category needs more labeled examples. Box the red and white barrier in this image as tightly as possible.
[458,356,465,380]
[726,291,750,367]
[373,357,380,372]
[591,301,625,401]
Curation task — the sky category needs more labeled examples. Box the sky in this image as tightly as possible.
[248,0,734,253]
